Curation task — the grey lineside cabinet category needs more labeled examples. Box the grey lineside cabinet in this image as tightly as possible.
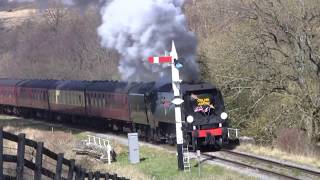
[128,133,140,164]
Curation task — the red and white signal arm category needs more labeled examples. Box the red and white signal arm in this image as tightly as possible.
[148,56,172,64]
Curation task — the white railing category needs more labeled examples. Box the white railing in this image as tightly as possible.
[86,135,112,164]
[227,128,239,139]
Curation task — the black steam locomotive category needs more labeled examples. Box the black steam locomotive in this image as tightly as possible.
[0,79,228,150]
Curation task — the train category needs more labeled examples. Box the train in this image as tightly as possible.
[0,78,229,150]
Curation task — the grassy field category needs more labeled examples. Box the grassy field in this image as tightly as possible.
[0,115,254,180]
[97,146,254,180]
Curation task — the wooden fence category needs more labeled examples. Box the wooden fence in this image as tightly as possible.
[0,128,129,180]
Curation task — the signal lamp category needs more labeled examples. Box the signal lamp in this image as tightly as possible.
[174,58,184,69]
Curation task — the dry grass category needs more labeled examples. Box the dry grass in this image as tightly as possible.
[3,126,75,156]
[0,9,36,19]
[85,140,150,180]
[0,9,37,28]
[236,144,320,168]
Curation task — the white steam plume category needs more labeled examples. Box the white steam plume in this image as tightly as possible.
[98,0,199,82]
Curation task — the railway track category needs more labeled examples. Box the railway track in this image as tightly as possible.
[2,115,320,179]
[201,150,320,180]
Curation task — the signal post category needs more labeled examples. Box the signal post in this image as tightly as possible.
[148,41,185,170]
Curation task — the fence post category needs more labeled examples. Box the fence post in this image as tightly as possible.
[68,159,75,180]
[75,166,81,180]
[105,173,109,180]
[112,173,117,180]
[94,171,100,180]
[54,153,64,180]
[88,172,93,180]
[0,128,3,180]
[80,168,86,180]
[16,133,26,180]
[34,142,44,180]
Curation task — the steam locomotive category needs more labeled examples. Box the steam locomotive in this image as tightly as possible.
[0,78,228,150]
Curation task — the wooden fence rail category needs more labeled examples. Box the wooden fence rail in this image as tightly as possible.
[0,128,129,180]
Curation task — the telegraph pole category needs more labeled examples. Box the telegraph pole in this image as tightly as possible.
[148,41,184,170]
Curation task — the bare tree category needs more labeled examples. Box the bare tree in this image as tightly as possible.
[184,0,320,144]
[243,0,320,140]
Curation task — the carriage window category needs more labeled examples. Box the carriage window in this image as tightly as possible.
[96,93,99,107]
[38,90,40,100]
[62,92,65,104]
[75,92,78,105]
[106,94,110,107]
[68,92,71,105]
[91,94,94,107]
[71,92,75,105]
[87,95,90,106]
[94,93,98,107]
[102,94,105,107]
[69,92,72,105]
[74,92,77,105]
[69,92,71,105]
[98,94,101,107]
[66,91,69,104]
[63,91,66,104]
[92,93,95,107]
[99,94,103,107]
[95,93,98,107]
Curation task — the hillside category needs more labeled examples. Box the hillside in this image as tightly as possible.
[0,0,319,158]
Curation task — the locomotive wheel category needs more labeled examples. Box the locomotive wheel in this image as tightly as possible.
[215,137,223,150]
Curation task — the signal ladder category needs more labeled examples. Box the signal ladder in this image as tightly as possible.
[182,144,191,172]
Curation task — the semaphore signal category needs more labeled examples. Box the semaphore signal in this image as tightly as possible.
[148,56,172,64]
[148,41,185,171]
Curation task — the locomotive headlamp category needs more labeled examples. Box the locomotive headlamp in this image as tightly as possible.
[186,115,194,123]
[220,112,228,120]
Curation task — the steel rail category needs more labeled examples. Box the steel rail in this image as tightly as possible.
[3,115,319,179]
[202,153,300,180]
[221,150,320,178]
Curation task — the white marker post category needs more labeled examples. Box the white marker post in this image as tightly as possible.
[148,41,184,170]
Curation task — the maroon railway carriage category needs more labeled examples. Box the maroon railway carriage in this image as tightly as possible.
[16,80,58,111]
[0,79,24,113]
[85,81,131,121]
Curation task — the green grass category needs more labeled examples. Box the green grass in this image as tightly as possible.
[0,116,253,179]
[0,115,18,120]
[73,131,88,140]
[114,146,255,180]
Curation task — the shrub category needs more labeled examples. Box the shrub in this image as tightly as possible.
[275,128,313,155]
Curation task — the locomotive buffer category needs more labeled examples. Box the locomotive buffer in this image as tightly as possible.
[148,41,185,171]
